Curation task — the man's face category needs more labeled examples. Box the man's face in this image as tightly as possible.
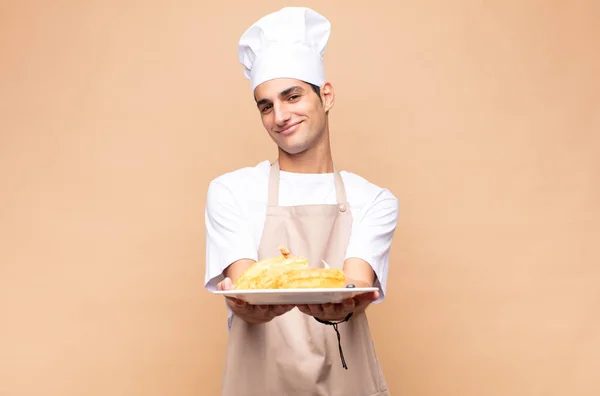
[253,78,333,155]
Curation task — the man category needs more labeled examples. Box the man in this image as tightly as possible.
[204,7,399,396]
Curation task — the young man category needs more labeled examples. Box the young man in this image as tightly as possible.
[204,7,399,396]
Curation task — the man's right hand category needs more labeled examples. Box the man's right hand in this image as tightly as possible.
[217,277,295,324]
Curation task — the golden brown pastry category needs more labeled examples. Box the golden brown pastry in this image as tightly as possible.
[233,246,346,290]
[279,268,346,289]
[234,246,309,290]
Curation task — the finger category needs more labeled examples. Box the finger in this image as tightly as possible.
[354,291,379,303]
[342,298,356,311]
[217,277,233,291]
[271,304,294,317]
[321,303,339,318]
[256,304,270,317]
[297,305,312,315]
[277,304,294,312]
[222,277,233,290]
[226,296,247,312]
[308,304,324,316]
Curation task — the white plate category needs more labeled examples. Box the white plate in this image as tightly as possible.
[213,287,379,305]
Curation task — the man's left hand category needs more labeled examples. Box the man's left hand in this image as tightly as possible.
[297,290,379,322]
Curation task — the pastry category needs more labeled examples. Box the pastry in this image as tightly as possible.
[234,246,309,290]
[279,267,346,289]
[233,246,346,290]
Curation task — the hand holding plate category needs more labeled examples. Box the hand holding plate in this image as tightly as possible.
[216,277,294,324]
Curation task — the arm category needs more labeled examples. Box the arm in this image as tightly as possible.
[341,258,378,315]
[344,188,399,303]
[299,189,399,320]
[204,180,258,291]
[343,258,376,289]
[205,181,293,324]
[223,259,256,285]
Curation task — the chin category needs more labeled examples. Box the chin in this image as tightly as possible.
[278,142,310,155]
[272,136,305,155]
[279,146,305,155]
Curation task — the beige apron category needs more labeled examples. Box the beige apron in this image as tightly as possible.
[221,161,389,396]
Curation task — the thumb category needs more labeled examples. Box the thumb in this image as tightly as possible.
[355,290,379,302]
[217,277,233,291]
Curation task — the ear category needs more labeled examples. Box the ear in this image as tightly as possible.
[320,82,335,112]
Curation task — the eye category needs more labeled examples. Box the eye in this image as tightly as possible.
[288,95,300,101]
[261,104,272,113]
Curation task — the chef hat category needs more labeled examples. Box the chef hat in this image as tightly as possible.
[238,7,331,91]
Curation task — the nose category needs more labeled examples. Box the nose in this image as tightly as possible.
[273,103,291,126]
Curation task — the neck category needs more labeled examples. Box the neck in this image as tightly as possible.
[278,134,333,174]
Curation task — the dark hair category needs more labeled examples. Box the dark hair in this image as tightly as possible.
[309,83,323,103]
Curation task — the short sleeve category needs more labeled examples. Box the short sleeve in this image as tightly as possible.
[345,189,399,303]
[204,180,258,292]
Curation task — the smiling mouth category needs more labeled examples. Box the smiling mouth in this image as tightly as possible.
[277,121,302,135]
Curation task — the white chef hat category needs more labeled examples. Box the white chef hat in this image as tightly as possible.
[238,7,331,91]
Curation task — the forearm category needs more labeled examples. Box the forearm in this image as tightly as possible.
[343,257,379,315]
[223,259,292,324]
[343,257,376,288]
[223,258,256,284]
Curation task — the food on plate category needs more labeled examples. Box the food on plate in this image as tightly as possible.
[233,246,308,289]
[233,246,346,290]
[278,267,346,289]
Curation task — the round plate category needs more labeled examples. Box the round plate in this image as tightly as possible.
[213,287,379,305]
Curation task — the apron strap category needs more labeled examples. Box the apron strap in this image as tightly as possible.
[268,160,280,206]
[332,166,347,204]
[268,160,348,206]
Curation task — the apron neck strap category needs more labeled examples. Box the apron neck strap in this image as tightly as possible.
[268,160,347,206]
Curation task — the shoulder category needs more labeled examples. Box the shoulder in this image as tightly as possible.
[209,160,271,190]
[340,170,399,218]
[207,160,271,201]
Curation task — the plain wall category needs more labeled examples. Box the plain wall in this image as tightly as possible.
[1,1,599,395]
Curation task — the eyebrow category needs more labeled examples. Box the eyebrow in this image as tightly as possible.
[256,85,305,107]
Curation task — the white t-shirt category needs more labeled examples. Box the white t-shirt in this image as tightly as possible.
[204,160,400,305]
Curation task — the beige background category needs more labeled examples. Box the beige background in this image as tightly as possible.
[1,1,599,395]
